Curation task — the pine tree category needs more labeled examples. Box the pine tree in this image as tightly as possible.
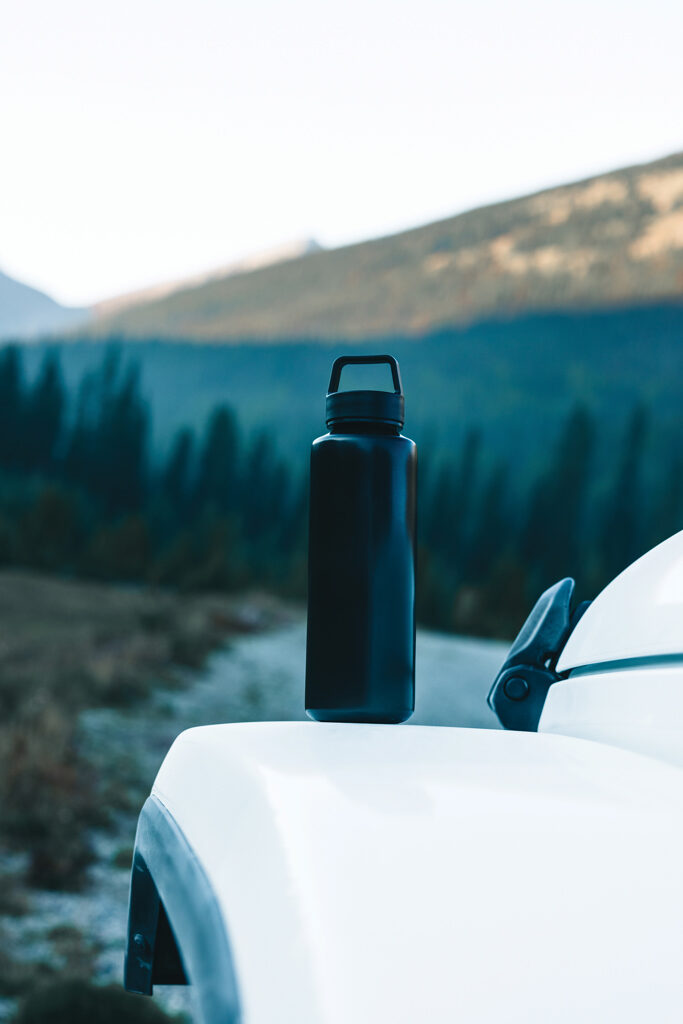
[194,406,239,515]
[452,428,482,556]
[241,431,287,547]
[23,351,65,473]
[64,369,97,490]
[63,352,149,515]
[649,448,683,548]
[422,460,456,556]
[102,363,148,514]
[422,427,481,574]
[463,461,509,583]
[521,404,595,592]
[599,404,649,583]
[0,346,25,469]
[162,428,195,523]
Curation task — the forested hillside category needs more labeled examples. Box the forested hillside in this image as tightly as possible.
[2,340,680,639]
[86,151,683,340]
[26,301,683,474]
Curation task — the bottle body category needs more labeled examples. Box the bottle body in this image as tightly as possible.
[305,424,417,723]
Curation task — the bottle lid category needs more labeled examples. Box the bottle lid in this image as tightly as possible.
[325,355,404,428]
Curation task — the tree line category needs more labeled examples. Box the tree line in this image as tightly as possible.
[0,345,307,594]
[418,405,682,636]
[0,344,680,638]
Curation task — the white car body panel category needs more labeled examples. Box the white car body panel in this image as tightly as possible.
[557,529,683,671]
[152,721,683,1024]
[543,529,683,764]
[540,663,683,766]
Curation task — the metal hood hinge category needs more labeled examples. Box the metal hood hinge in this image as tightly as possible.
[487,578,590,732]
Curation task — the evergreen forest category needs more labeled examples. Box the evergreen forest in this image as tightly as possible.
[0,343,680,639]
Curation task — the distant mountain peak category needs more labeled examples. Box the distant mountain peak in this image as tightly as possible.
[0,267,85,341]
[92,238,325,321]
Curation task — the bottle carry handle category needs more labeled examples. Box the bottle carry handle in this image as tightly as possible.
[328,355,403,397]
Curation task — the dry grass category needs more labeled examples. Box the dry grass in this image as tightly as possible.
[0,922,100,999]
[12,979,183,1023]
[0,570,292,889]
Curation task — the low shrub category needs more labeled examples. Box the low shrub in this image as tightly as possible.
[13,980,182,1024]
[0,702,98,890]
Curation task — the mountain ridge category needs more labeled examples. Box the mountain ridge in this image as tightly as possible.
[86,150,683,341]
[92,238,324,320]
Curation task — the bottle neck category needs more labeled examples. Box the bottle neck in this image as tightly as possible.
[328,420,401,436]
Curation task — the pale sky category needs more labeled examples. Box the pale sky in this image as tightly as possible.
[2,0,682,307]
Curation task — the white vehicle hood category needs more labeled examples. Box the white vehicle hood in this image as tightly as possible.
[152,721,683,1024]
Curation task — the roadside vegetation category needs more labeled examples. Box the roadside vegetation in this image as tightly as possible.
[0,571,286,890]
[0,570,287,1020]
[13,980,183,1023]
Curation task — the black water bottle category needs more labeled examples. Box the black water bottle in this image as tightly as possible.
[305,355,417,723]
